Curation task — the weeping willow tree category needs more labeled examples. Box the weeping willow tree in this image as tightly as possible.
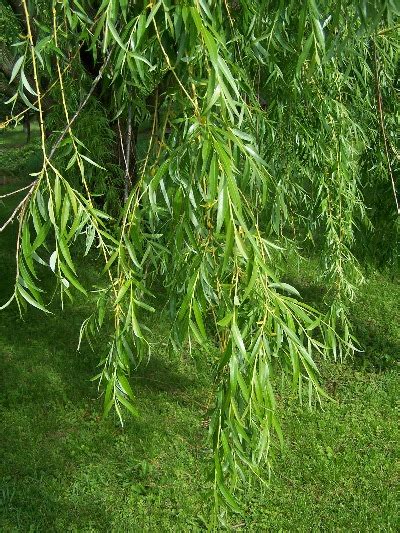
[1,0,399,517]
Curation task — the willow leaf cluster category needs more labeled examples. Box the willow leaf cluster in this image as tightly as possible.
[1,0,398,516]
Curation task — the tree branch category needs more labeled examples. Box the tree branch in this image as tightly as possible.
[7,0,36,42]
[48,50,112,159]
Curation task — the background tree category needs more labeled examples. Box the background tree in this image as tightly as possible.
[1,0,399,517]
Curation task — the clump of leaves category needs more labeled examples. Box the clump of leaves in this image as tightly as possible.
[1,0,399,518]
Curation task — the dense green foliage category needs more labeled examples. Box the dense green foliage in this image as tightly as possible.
[0,169,398,530]
[0,0,399,517]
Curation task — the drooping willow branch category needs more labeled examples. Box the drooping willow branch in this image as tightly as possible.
[48,50,113,159]
[373,38,400,215]
[0,50,113,233]
[0,182,36,199]
[1,0,397,519]
[0,181,36,232]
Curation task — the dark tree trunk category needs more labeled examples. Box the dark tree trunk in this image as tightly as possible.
[7,0,37,42]
[23,111,30,143]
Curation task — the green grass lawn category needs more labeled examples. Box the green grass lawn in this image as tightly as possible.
[0,147,399,531]
[0,123,40,148]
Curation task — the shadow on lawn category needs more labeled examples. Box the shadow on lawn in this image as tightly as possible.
[285,275,400,371]
[0,193,205,529]
[1,154,397,529]
[0,298,204,530]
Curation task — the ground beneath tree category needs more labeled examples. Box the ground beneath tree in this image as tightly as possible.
[0,131,398,530]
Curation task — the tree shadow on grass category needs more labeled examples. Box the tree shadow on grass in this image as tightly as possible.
[285,275,400,372]
[0,224,207,530]
[0,230,208,530]
[351,318,400,371]
[0,296,208,530]
[134,354,201,396]
[0,299,112,529]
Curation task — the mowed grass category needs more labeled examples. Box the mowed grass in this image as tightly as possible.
[0,144,399,531]
[0,123,40,148]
